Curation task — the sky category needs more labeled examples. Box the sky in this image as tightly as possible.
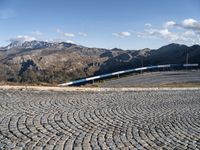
[0,0,200,49]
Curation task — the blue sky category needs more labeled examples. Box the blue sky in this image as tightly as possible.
[0,0,200,49]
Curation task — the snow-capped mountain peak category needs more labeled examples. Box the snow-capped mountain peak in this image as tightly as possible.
[6,40,76,50]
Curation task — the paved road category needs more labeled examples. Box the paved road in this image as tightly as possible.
[0,89,200,149]
[99,71,200,87]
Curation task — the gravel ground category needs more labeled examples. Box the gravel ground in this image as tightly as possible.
[99,71,200,87]
[0,89,200,149]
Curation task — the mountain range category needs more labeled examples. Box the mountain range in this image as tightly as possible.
[0,40,199,84]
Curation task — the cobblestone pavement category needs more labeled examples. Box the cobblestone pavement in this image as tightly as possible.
[0,89,200,150]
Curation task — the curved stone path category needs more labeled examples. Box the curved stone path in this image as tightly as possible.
[0,89,200,149]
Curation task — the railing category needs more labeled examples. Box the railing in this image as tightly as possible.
[59,64,199,86]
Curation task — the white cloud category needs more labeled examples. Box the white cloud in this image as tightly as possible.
[64,33,75,37]
[112,32,131,38]
[45,38,63,43]
[56,28,63,34]
[136,29,179,42]
[65,40,75,44]
[153,29,178,41]
[133,18,200,45]
[133,31,155,39]
[182,18,200,30]
[31,31,43,36]
[183,30,196,36]
[56,28,75,37]
[164,21,176,28]
[182,30,200,44]
[145,23,152,27]
[10,35,36,42]
[182,18,196,26]
[163,18,200,31]
[56,29,88,38]
[78,32,88,37]
[40,38,76,44]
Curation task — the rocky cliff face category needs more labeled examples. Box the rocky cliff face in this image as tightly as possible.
[0,41,199,84]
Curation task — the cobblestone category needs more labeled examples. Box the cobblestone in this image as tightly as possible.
[0,89,199,149]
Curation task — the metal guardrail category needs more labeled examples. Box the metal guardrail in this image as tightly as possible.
[59,64,199,86]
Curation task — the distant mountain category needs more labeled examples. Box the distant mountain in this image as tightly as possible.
[96,43,200,74]
[0,41,110,83]
[0,41,199,84]
[5,40,75,50]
